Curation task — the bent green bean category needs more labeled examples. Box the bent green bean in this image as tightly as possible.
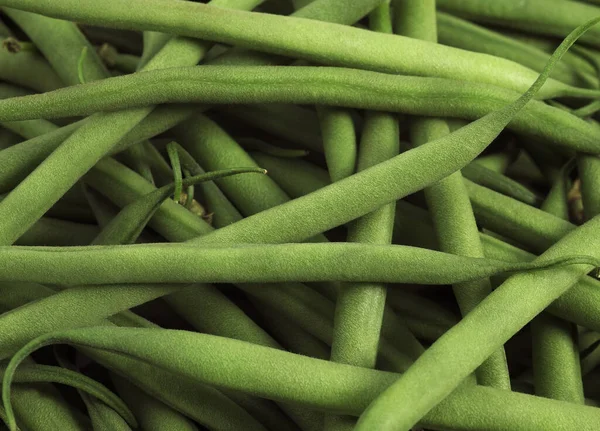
[3,0,598,98]
[0,243,594,285]
[0,66,596,153]
[5,327,600,431]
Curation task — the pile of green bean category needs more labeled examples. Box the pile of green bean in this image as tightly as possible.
[3,0,600,430]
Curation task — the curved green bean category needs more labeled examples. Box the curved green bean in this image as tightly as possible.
[437,12,597,88]
[438,0,600,47]
[316,106,357,182]
[4,8,109,84]
[5,327,600,431]
[0,66,596,154]
[0,242,595,285]
[3,0,599,99]
[0,44,63,92]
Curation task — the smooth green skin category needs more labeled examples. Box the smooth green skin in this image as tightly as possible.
[0,353,86,431]
[0,48,63,92]
[0,284,270,431]
[0,110,152,246]
[237,137,309,158]
[251,154,330,196]
[1,67,598,154]
[91,167,264,244]
[221,104,322,151]
[10,383,85,431]
[0,243,592,286]
[0,83,61,141]
[0,284,179,358]
[258,304,330,360]
[438,0,600,47]
[7,327,600,431]
[397,0,509,390]
[4,8,109,84]
[4,0,599,99]
[531,313,585,403]
[541,165,571,221]
[111,375,199,431]
[164,286,314,431]
[437,12,597,88]
[316,106,357,182]
[386,290,459,330]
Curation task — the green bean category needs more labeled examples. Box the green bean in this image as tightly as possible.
[355,202,600,429]
[397,0,509,390]
[0,104,195,194]
[220,104,322,151]
[92,168,265,245]
[386,290,459,330]
[466,178,573,251]
[251,153,329,196]
[172,114,314,224]
[258,304,330,360]
[4,8,109,84]
[0,242,594,286]
[474,151,516,173]
[438,0,600,47]
[0,284,270,431]
[98,44,140,73]
[7,327,600,431]
[461,162,540,205]
[185,31,587,248]
[1,362,136,429]
[0,43,63,92]
[249,155,600,337]
[325,5,399,427]
[84,158,212,242]
[437,12,598,88]
[316,106,356,182]
[15,217,98,246]
[237,137,309,158]
[5,0,600,99]
[111,375,199,431]
[531,313,585,402]
[1,66,598,155]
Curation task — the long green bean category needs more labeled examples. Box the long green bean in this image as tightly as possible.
[3,0,599,98]
[5,327,600,431]
[0,66,596,154]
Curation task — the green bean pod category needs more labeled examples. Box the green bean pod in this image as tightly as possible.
[3,0,598,98]
[5,327,600,431]
[0,66,597,153]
